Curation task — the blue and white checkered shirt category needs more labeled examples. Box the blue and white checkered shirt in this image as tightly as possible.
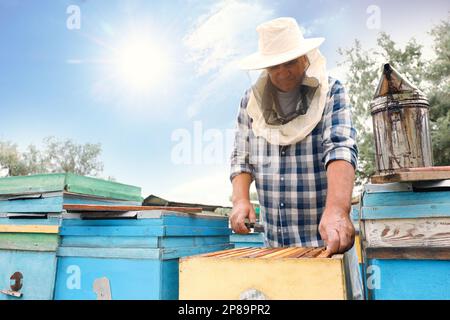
[230,77,358,247]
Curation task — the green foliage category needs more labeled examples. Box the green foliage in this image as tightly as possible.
[426,18,450,166]
[338,16,450,186]
[0,136,104,177]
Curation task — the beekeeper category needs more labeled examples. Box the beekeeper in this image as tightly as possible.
[229,17,362,298]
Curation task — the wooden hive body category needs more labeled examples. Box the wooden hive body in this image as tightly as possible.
[179,247,353,300]
[360,181,450,300]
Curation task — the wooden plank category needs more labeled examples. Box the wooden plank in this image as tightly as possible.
[362,190,450,207]
[260,247,298,258]
[0,173,142,201]
[57,243,233,260]
[218,248,263,258]
[0,233,59,252]
[245,248,280,258]
[286,247,314,258]
[365,258,450,300]
[60,225,231,237]
[361,203,450,219]
[61,214,228,228]
[179,254,347,299]
[0,250,57,300]
[65,173,142,202]
[0,173,66,196]
[371,167,450,184]
[200,247,246,257]
[230,233,264,243]
[302,247,327,258]
[365,247,450,260]
[60,235,231,249]
[63,204,202,213]
[212,248,258,258]
[363,218,450,248]
[0,225,59,234]
[0,196,64,213]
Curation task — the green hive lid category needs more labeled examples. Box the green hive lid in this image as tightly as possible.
[0,173,142,202]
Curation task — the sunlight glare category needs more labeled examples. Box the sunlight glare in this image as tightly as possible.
[115,39,170,91]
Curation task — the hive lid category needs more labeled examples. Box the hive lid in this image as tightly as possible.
[0,173,142,201]
[373,63,420,98]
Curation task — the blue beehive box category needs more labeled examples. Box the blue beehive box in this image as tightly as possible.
[54,210,232,300]
[360,181,450,300]
[0,174,142,300]
[230,233,264,248]
[0,213,61,300]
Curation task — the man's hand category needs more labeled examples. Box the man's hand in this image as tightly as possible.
[319,207,355,255]
[230,199,257,234]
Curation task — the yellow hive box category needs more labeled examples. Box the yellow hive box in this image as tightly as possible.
[179,247,353,300]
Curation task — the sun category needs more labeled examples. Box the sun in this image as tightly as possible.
[114,39,170,91]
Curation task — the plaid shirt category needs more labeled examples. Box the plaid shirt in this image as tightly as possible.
[230,77,358,247]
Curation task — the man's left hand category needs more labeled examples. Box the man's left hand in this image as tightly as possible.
[319,207,355,255]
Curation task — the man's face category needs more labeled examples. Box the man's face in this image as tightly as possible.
[267,55,309,92]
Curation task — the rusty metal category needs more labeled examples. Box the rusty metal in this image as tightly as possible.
[370,64,433,175]
[10,272,23,292]
[0,272,23,298]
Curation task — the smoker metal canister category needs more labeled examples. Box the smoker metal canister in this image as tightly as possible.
[370,64,433,175]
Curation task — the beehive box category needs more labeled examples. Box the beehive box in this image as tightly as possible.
[0,213,61,300]
[360,181,450,300]
[179,247,353,300]
[54,210,232,300]
[0,173,142,213]
[230,232,264,248]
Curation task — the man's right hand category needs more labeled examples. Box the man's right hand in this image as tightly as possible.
[230,199,257,234]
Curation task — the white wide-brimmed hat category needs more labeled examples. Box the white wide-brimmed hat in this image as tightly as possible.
[239,17,325,70]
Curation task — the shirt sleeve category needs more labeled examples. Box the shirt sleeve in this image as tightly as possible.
[322,79,358,170]
[229,90,256,182]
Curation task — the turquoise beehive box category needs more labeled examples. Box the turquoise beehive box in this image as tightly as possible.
[230,233,264,248]
[0,173,142,300]
[54,210,232,300]
[360,181,450,300]
[0,213,61,300]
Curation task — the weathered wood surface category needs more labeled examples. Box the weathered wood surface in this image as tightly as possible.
[0,225,59,234]
[198,247,332,259]
[371,166,450,184]
[93,278,112,300]
[0,233,59,251]
[363,218,450,248]
[0,173,142,201]
[57,243,233,260]
[365,247,450,260]
[63,204,202,213]
[179,248,349,300]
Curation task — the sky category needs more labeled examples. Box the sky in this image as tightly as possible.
[0,0,449,206]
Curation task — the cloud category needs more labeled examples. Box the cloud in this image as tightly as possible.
[183,0,274,76]
[183,0,273,118]
[163,168,257,207]
[164,169,233,206]
[302,6,348,36]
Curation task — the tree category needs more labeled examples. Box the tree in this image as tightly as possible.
[426,18,450,165]
[0,141,29,176]
[0,136,104,177]
[42,137,104,176]
[338,16,449,186]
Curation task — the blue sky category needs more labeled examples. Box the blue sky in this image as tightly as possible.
[0,0,449,205]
